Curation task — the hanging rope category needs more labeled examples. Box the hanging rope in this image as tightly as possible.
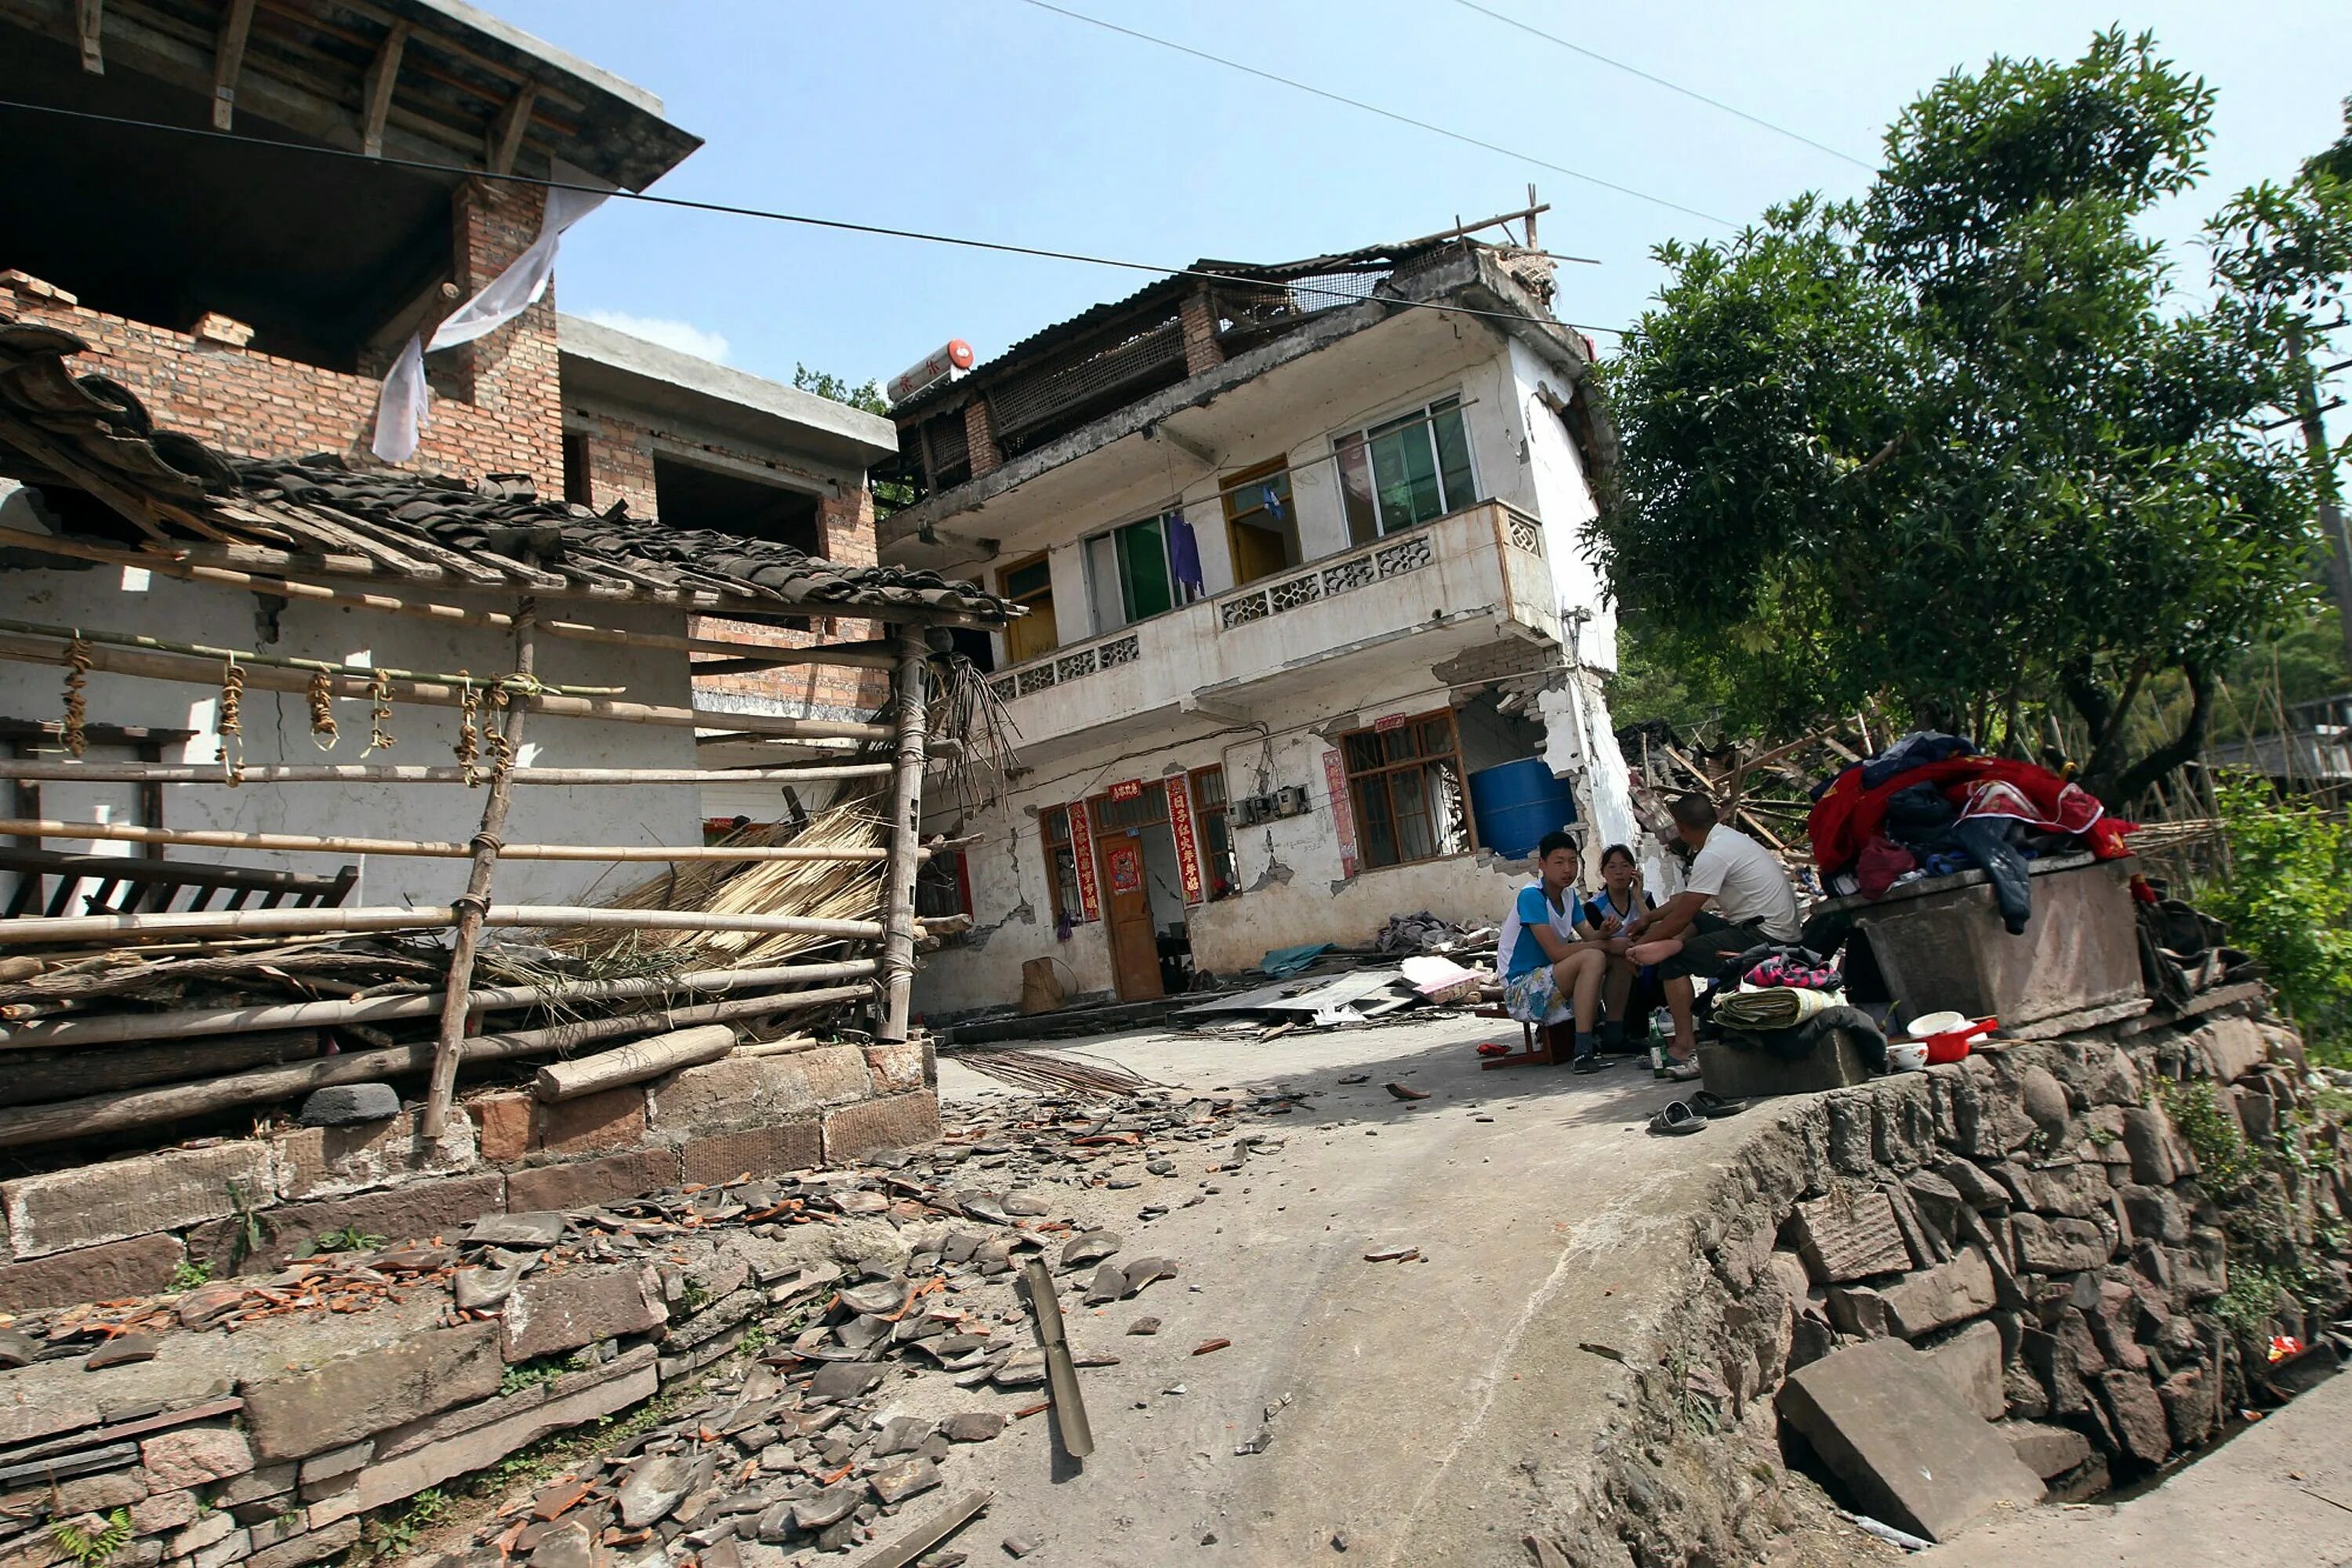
[61,635,91,759]
[453,673,481,787]
[217,655,245,786]
[362,666,395,756]
[305,669,339,751]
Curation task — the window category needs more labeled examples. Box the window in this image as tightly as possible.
[1083,514,1199,633]
[916,850,972,921]
[1041,804,1082,927]
[1335,395,1477,544]
[561,432,592,506]
[999,554,1058,663]
[1191,766,1238,901]
[1220,459,1298,587]
[1341,710,1472,869]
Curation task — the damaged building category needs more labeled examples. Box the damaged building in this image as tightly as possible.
[878,230,1639,1014]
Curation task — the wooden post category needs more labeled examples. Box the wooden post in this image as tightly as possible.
[423,601,535,1138]
[878,624,930,1044]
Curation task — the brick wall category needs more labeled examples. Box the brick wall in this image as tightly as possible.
[1,180,561,484]
[1181,288,1226,376]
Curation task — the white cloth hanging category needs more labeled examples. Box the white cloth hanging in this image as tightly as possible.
[371,165,612,463]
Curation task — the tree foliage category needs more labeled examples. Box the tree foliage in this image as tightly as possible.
[2205,775,2352,1062]
[1593,31,2322,804]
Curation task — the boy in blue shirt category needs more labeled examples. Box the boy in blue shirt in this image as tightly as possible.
[1499,832,1611,1072]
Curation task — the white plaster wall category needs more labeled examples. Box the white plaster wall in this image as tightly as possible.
[1504,338,1618,673]
[1,564,704,909]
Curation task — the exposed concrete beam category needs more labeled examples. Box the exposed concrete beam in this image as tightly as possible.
[1150,423,1218,467]
[485,79,540,176]
[74,0,101,71]
[360,20,409,158]
[210,0,255,129]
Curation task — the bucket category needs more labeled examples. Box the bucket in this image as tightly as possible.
[1468,758,1578,862]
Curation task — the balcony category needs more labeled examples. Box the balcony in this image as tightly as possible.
[982,501,1561,759]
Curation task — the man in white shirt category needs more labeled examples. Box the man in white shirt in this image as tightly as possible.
[1621,793,1803,1067]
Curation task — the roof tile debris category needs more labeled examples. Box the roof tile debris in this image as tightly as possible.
[0,318,1010,622]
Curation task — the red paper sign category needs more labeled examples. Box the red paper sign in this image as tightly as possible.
[1107,779,1144,802]
[1107,840,1142,895]
[1067,800,1101,922]
[1323,748,1358,877]
[1374,713,1408,732]
[1167,773,1203,905]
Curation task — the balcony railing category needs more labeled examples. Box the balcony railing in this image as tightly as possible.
[984,500,1548,706]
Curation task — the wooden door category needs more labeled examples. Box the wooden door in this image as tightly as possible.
[1098,829,1163,1000]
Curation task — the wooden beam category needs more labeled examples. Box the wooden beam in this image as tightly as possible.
[210,0,255,129]
[0,903,891,948]
[359,20,408,158]
[0,763,895,789]
[879,625,931,1044]
[485,79,539,176]
[75,0,102,72]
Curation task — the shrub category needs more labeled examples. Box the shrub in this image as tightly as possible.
[2203,775,2352,1063]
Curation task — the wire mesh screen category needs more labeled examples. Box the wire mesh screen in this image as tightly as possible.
[990,317,1187,445]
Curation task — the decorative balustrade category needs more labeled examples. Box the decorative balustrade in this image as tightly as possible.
[982,503,1546,703]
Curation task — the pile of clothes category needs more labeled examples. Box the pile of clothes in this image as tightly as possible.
[1808,731,2135,934]
[1699,944,1887,1070]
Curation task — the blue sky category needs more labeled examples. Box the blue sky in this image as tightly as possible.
[508,1,2349,391]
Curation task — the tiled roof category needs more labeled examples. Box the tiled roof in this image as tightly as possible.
[0,318,1011,623]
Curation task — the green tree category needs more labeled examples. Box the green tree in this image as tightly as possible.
[1592,31,2319,804]
[793,365,913,515]
[2205,775,2352,1062]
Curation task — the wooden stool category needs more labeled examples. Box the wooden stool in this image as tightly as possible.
[1475,1007,1573,1069]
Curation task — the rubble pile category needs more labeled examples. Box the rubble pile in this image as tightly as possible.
[0,1088,1268,1568]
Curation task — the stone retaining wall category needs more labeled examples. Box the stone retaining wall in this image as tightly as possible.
[1529,1001,2352,1566]
[0,1044,935,1310]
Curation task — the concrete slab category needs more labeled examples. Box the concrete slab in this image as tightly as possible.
[1779,1338,2045,1542]
[924,1014,1786,1566]
[1920,1372,2352,1566]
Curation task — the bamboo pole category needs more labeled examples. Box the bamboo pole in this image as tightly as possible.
[0,959,878,1049]
[880,625,931,1044]
[0,985,872,1150]
[0,818,912,862]
[0,633,892,742]
[427,597,520,1139]
[0,903,892,949]
[0,616,623,696]
[0,524,907,666]
[0,762,893,786]
[533,1024,735,1102]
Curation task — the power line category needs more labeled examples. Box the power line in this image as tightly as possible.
[0,96,1624,340]
[1449,0,1875,172]
[1009,0,1736,230]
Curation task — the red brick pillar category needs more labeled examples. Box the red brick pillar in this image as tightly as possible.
[964,397,1000,478]
[434,179,564,485]
[1181,288,1225,376]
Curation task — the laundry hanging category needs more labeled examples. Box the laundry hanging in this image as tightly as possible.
[372,165,613,463]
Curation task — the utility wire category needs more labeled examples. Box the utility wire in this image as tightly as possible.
[1010,0,1736,230]
[0,96,1623,340]
[1449,0,1875,172]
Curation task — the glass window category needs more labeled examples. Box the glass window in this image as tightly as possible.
[1334,396,1478,544]
[1041,806,1080,927]
[1084,515,1190,632]
[1338,710,1472,869]
[1191,766,1238,902]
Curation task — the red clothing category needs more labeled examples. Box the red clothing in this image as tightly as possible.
[1809,757,2133,875]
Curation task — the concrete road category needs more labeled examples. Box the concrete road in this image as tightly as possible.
[915,1013,1742,1567]
[1918,1367,2352,1567]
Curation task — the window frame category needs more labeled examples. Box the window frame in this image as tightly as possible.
[1218,457,1299,587]
[1189,764,1238,902]
[915,848,973,922]
[1040,804,1081,927]
[1082,513,1197,635]
[1338,708,1476,871]
[1334,394,1479,544]
[997,551,1058,664]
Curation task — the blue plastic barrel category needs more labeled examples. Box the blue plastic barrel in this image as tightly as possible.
[1468,758,1577,861]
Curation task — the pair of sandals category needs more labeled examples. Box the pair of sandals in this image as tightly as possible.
[1648,1091,1746,1135]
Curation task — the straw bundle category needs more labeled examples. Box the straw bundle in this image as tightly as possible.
[563,794,888,968]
